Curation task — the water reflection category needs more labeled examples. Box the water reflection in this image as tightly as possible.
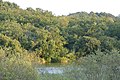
[37,67,64,74]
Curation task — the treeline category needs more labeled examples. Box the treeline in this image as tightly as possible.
[0,0,120,63]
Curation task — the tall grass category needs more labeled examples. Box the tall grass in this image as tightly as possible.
[0,48,40,80]
[71,50,120,80]
[0,48,120,80]
[38,50,120,80]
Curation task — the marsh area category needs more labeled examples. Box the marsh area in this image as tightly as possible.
[37,63,120,80]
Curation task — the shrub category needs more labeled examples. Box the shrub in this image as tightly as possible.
[0,48,40,80]
[76,50,120,80]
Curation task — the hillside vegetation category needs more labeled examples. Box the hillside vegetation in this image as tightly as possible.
[0,0,120,79]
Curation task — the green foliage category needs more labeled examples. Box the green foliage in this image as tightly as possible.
[0,48,40,80]
[38,50,120,80]
[105,21,120,39]
[0,0,120,62]
[0,1,120,79]
[76,50,120,80]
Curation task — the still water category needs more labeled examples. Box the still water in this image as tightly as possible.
[36,63,71,74]
[36,63,82,80]
[36,63,120,80]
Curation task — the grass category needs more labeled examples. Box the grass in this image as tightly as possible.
[0,49,40,80]
[0,48,120,80]
[38,50,120,80]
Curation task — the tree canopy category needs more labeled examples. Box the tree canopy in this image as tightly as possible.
[0,0,120,63]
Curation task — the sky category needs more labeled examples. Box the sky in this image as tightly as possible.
[3,0,120,16]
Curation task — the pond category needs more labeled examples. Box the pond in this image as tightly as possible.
[36,63,81,80]
[37,67,64,74]
[36,63,70,74]
[36,63,120,80]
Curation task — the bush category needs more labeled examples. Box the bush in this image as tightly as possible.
[0,48,40,80]
[76,50,120,80]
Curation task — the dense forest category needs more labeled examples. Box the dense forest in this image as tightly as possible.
[0,1,120,80]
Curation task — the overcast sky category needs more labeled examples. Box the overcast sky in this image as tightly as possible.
[3,0,120,16]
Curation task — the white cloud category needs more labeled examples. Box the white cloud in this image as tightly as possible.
[3,0,120,16]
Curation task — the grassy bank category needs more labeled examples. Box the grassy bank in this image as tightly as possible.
[38,50,120,80]
[0,49,40,80]
[0,49,120,80]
